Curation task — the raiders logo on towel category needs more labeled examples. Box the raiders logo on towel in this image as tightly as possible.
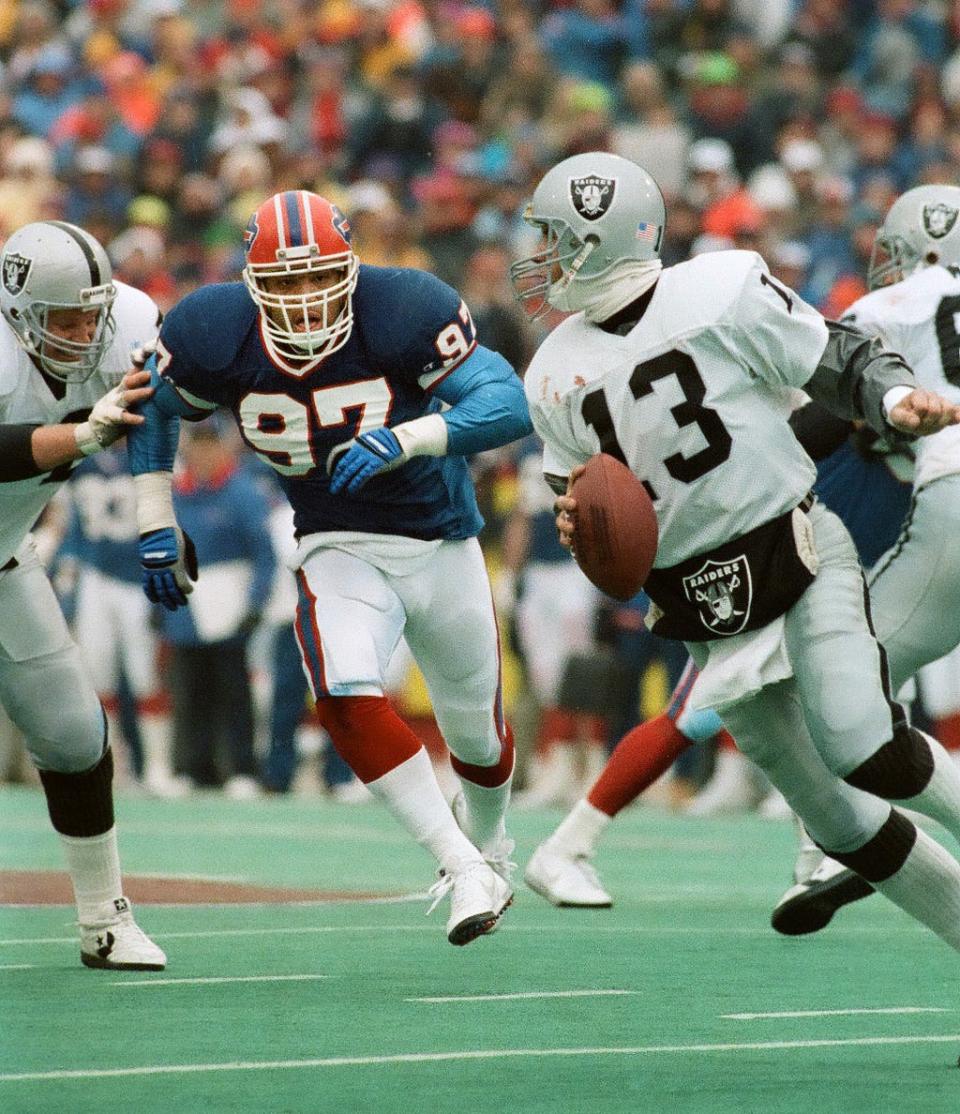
[569,175,616,221]
[2,252,31,296]
[923,203,958,240]
[682,556,753,636]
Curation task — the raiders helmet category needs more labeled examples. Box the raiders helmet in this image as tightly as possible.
[243,190,359,366]
[509,151,665,318]
[0,220,116,382]
[868,184,960,289]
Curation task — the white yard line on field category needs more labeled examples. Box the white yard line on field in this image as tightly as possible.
[409,990,639,1003]
[723,1007,952,1020]
[3,1034,960,1084]
[112,974,330,988]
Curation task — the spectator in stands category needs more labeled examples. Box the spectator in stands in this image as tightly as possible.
[161,420,275,798]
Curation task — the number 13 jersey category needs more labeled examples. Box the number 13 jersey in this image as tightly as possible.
[525,250,830,567]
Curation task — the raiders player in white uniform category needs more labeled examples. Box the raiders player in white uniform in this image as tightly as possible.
[0,221,165,969]
[772,185,960,931]
[512,152,960,954]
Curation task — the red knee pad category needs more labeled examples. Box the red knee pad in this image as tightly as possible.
[314,695,422,783]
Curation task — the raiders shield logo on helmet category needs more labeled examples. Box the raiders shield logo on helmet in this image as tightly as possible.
[569,175,616,222]
[923,203,959,240]
[2,252,31,296]
[682,556,753,636]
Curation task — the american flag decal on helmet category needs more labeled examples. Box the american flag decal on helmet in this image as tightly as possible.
[635,221,659,243]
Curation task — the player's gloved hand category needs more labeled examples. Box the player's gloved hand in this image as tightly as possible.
[139,526,198,610]
[328,427,404,495]
[74,370,154,456]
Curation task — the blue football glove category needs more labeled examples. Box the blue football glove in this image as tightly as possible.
[328,427,404,495]
[139,526,199,611]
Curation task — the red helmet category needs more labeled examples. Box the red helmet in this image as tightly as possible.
[242,190,359,365]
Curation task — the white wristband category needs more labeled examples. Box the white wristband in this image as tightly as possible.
[882,385,914,420]
[134,471,176,534]
[392,413,449,460]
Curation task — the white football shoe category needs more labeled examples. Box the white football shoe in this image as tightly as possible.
[770,856,875,936]
[80,897,166,970]
[427,859,513,946]
[524,841,612,908]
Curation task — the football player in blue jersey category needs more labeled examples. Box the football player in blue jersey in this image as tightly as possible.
[126,190,533,946]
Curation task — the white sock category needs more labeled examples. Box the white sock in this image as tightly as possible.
[458,772,513,853]
[366,748,482,873]
[140,714,175,785]
[59,827,124,925]
[896,732,960,843]
[874,825,960,951]
[548,798,611,858]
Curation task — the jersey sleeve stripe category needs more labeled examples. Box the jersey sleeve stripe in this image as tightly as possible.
[418,338,479,391]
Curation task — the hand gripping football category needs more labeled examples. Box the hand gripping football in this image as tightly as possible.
[570,453,658,601]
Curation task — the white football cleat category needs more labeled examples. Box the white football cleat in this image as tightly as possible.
[427,859,513,946]
[524,842,612,908]
[80,897,166,970]
[770,856,874,936]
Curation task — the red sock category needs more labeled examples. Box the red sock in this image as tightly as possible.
[934,713,960,753]
[587,713,693,817]
[315,695,422,783]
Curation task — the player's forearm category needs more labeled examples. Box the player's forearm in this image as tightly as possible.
[0,423,86,480]
[442,375,533,455]
[807,320,916,436]
[430,345,533,456]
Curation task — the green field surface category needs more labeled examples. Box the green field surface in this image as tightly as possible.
[2,785,959,1113]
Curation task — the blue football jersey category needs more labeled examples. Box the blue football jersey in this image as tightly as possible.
[155,266,485,541]
[66,449,141,583]
[814,440,912,569]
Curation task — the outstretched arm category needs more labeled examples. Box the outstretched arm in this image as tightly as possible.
[328,344,532,495]
[127,358,209,609]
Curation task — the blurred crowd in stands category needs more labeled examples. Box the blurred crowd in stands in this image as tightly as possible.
[3,0,960,811]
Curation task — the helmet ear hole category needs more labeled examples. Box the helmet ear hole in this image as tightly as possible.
[926,250,940,264]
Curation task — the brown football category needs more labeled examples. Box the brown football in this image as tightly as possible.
[570,453,658,601]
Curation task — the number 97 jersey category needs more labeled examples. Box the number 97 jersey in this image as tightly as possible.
[525,250,830,568]
[156,265,485,541]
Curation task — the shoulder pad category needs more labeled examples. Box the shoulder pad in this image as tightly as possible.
[163,283,257,372]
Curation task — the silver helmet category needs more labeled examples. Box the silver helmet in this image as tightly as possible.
[868,185,960,289]
[509,151,665,318]
[0,220,117,382]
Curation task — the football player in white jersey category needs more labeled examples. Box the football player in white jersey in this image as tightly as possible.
[0,221,166,969]
[772,184,960,931]
[512,152,960,955]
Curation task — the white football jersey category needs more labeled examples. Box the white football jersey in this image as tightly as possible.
[844,265,960,489]
[525,251,830,567]
[0,281,159,566]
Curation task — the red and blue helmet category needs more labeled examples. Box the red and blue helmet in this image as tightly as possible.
[242,190,359,365]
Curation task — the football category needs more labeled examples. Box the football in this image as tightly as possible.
[569,453,658,601]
